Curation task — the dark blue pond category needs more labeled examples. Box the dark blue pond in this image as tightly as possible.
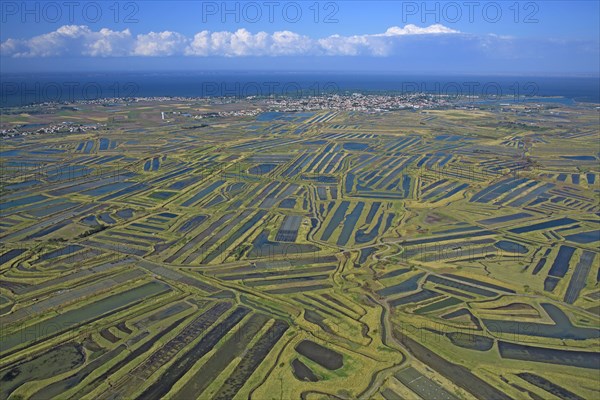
[566,230,600,244]
[560,156,596,161]
[99,138,110,151]
[1,194,47,211]
[377,272,425,297]
[494,240,528,254]
[116,208,134,219]
[279,198,296,209]
[337,202,365,246]
[485,303,599,340]
[509,217,577,234]
[548,245,576,277]
[321,201,350,241]
[343,142,370,151]
[248,163,278,175]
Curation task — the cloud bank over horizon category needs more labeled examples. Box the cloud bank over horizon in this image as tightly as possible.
[2,23,597,75]
[2,24,463,57]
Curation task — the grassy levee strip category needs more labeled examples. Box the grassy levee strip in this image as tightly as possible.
[181,180,226,207]
[184,211,252,264]
[0,194,48,214]
[265,284,332,294]
[337,202,365,246]
[137,260,219,293]
[218,265,336,281]
[97,302,230,399]
[1,269,145,325]
[0,203,99,241]
[67,315,189,399]
[393,331,512,400]
[137,306,251,400]
[498,341,600,369]
[482,303,599,341]
[320,201,350,241]
[30,344,128,400]
[0,281,170,357]
[212,319,290,400]
[9,258,135,297]
[517,372,584,400]
[442,274,515,294]
[426,275,497,297]
[0,342,85,399]
[200,210,267,264]
[394,367,459,400]
[245,274,331,287]
[381,388,403,400]
[508,217,577,234]
[172,313,270,400]
[164,213,234,263]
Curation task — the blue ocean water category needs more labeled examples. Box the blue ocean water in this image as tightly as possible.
[1,72,598,107]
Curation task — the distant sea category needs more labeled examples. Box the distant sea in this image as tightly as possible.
[1,72,599,107]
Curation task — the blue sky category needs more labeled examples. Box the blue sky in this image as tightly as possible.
[1,1,599,74]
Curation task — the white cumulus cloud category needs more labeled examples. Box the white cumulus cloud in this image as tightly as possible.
[184,29,313,56]
[1,25,133,57]
[134,31,188,56]
[379,24,459,36]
